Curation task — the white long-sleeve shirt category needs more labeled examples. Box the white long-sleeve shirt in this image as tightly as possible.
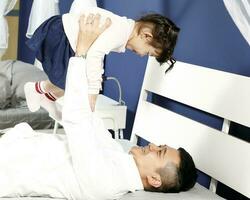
[62,57,143,199]
[62,7,135,94]
[70,0,97,13]
[0,57,143,200]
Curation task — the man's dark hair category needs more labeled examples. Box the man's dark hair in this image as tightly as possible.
[137,13,180,68]
[176,147,197,192]
[145,147,197,193]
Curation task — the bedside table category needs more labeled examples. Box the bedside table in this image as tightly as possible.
[52,94,127,139]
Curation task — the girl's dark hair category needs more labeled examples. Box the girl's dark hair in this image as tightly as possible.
[137,14,180,71]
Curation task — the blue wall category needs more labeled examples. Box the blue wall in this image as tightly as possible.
[18,0,35,63]
[18,1,249,199]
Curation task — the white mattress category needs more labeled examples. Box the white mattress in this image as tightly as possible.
[0,184,225,200]
[120,183,225,200]
[0,199,61,200]
[0,139,225,200]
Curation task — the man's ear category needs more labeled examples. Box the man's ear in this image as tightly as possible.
[146,174,162,188]
[140,27,153,42]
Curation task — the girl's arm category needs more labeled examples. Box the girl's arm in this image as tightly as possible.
[75,14,111,112]
[75,14,111,57]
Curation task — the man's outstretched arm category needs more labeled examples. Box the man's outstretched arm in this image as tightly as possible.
[62,14,111,122]
[62,15,118,199]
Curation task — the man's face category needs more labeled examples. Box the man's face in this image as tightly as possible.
[130,143,180,176]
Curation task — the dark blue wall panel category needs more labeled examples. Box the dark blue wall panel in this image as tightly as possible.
[18,0,35,63]
[170,0,250,75]
[59,0,73,14]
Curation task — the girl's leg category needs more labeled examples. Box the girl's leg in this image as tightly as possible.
[24,80,63,120]
[41,80,64,98]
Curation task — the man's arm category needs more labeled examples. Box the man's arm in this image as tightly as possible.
[76,14,111,111]
[75,10,128,111]
[62,57,91,123]
[62,15,119,199]
[62,58,115,198]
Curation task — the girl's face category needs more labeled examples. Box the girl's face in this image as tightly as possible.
[126,26,161,58]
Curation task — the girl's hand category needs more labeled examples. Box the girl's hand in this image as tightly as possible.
[88,94,98,112]
[76,14,112,56]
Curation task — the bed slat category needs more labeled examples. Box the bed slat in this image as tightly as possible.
[143,58,250,127]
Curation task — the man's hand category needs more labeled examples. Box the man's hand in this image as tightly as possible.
[75,14,112,56]
[88,94,98,112]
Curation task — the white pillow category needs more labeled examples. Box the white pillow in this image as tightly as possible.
[11,60,48,101]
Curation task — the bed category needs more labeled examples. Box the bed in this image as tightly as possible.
[0,60,55,130]
[1,57,249,199]
[126,57,250,199]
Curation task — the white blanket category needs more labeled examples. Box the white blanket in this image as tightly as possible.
[0,122,81,199]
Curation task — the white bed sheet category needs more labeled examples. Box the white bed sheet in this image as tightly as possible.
[0,184,225,200]
[0,183,224,200]
[0,136,225,200]
[120,183,225,200]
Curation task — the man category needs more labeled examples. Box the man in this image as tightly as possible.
[0,15,197,200]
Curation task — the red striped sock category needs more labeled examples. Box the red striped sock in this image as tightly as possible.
[44,92,57,101]
[35,82,46,94]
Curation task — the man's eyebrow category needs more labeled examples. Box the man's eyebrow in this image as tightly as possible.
[162,148,167,157]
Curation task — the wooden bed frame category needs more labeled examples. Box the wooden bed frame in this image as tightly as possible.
[129,57,250,199]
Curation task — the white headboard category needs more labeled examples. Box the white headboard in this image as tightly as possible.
[131,57,250,198]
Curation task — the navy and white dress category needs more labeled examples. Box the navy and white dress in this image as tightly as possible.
[26,15,74,89]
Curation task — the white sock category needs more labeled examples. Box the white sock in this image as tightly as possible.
[25,81,61,119]
[40,94,61,121]
[39,81,47,93]
[24,82,41,112]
